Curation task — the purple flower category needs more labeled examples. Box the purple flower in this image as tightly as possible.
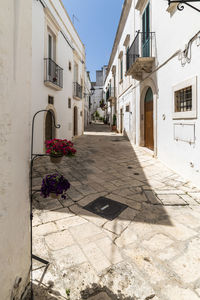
[40,173,70,198]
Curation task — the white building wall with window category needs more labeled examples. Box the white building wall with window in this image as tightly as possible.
[152,1,200,186]
[32,0,85,154]
[84,71,91,127]
[105,0,200,187]
[104,0,137,138]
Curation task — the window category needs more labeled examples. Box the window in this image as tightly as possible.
[126,46,129,72]
[74,62,78,82]
[120,58,123,81]
[48,30,56,60]
[175,86,192,112]
[126,105,130,112]
[68,98,71,109]
[69,61,72,71]
[172,77,197,119]
[48,95,54,105]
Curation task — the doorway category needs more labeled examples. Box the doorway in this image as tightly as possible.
[144,87,154,150]
[120,108,123,134]
[45,110,55,141]
[73,106,78,136]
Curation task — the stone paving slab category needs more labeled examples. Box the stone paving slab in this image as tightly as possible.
[32,124,200,300]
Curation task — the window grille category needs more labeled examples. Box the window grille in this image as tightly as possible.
[48,96,54,105]
[69,61,72,71]
[175,86,192,112]
[68,98,71,109]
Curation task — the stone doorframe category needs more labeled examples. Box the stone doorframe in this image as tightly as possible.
[139,78,158,156]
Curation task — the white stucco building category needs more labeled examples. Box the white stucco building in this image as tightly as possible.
[90,66,107,120]
[0,1,88,298]
[32,0,86,154]
[84,71,92,127]
[104,0,200,187]
[0,1,32,299]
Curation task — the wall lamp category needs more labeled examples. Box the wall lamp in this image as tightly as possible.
[168,0,200,12]
[90,86,95,95]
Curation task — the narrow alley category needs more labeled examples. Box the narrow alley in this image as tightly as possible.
[32,124,200,300]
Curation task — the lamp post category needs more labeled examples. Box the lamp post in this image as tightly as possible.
[168,0,200,12]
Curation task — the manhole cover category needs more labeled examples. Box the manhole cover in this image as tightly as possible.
[83,197,128,220]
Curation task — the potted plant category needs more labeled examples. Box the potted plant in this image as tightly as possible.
[40,173,70,199]
[45,138,76,163]
[112,114,117,131]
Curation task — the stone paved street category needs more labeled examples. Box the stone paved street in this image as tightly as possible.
[32,124,200,300]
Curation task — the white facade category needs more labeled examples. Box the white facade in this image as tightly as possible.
[105,0,200,187]
[32,0,86,154]
[84,71,91,127]
[0,1,32,299]
[90,66,107,120]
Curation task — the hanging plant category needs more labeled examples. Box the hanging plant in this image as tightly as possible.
[40,173,70,199]
[45,138,76,163]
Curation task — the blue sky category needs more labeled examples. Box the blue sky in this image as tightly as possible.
[62,0,124,81]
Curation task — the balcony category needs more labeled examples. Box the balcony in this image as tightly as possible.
[44,58,63,90]
[73,82,83,99]
[126,32,155,81]
[106,87,116,104]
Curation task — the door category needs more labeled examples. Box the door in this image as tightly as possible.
[142,3,150,57]
[73,106,78,136]
[144,87,154,150]
[45,110,55,142]
[120,108,123,133]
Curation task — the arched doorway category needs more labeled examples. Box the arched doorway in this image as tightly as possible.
[45,110,55,141]
[73,106,78,136]
[144,87,154,150]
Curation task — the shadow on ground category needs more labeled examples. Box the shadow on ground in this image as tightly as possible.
[24,283,66,300]
[80,283,150,300]
[33,124,173,227]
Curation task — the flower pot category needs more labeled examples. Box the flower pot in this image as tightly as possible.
[50,154,63,164]
[112,125,117,132]
[50,193,61,200]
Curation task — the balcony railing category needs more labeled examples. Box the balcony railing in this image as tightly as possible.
[106,87,116,101]
[44,58,63,89]
[126,32,155,78]
[73,82,83,99]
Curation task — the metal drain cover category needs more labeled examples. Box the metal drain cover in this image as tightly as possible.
[83,197,128,220]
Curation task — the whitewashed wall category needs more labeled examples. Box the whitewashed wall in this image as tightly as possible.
[151,0,200,186]
[84,71,91,127]
[0,1,32,299]
[104,0,138,139]
[32,0,85,154]
[105,0,200,187]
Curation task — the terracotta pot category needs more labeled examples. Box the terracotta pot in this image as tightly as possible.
[50,154,63,164]
[112,125,117,132]
[50,193,61,200]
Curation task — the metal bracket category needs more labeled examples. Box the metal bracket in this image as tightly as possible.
[168,0,200,12]
[32,255,50,286]
[30,110,61,299]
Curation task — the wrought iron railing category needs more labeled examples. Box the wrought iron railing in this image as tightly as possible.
[73,82,83,99]
[44,58,63,88]
[106,87,116,101]
[126,32,155,72]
